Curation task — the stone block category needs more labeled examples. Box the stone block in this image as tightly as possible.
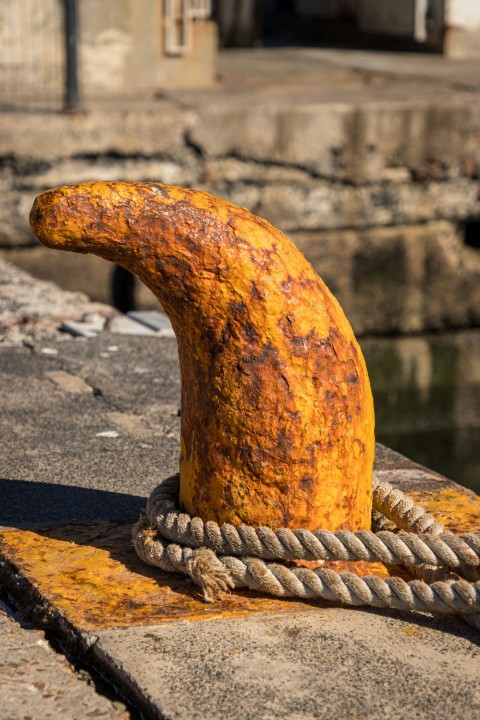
[254,178,480,233]
[203,157,312,185]
[93,609,480,720]
[127,310,174,335]
[0,246,115,305]
[109,316,157,335]
[190,101,480,184]
[189,104,353,179]
[0,102,190,162]
[0,245,164,312]
[0,190,37,248]
[0,154,199,250]
[0,605,128,720]
[293,221,480,336]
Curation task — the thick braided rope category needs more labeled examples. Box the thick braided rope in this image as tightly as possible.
[132,475,480,619]
[371,475,445,534]
[370,476,480,629]
[133,520,480,614]
[142,475,480,571]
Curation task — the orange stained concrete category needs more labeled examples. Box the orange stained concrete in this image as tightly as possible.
[0,521,388,632]
[0,481,478,632]
[407,486,480,534]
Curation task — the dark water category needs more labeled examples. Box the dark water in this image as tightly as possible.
[360,331,480,497]
[377,428,480,495]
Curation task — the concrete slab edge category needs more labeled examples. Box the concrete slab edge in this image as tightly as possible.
[0,551,157,719]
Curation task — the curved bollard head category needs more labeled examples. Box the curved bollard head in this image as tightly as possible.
[30,181,375,532]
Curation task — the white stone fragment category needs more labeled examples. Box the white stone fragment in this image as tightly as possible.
[109,316,156,336]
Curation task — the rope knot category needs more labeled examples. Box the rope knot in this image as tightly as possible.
[185,547,235,603]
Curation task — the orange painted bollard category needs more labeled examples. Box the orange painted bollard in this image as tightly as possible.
[30,181,375,533]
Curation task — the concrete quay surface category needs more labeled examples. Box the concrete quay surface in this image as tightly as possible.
[1,262,480,719]
[0,603,128,720]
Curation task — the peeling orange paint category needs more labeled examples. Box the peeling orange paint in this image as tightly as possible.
[407,487,480,533]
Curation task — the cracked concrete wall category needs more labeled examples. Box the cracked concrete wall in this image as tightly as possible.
[1,97,480,337]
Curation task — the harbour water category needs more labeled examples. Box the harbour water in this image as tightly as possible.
[362,330,480,495]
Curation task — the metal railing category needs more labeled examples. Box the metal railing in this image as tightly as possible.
[63,0,78,110]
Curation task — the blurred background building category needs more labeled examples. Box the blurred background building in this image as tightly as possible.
[1,0,480,109]
[1,0,479,489]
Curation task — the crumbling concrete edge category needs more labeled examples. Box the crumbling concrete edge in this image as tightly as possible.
[0,549,161,719]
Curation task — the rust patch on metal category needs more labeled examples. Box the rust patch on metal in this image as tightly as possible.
[29,181,375,533]
[406,486,480,534]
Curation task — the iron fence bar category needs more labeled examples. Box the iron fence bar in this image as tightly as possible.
[63,0,79,111]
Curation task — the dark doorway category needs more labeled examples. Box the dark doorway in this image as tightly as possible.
[464,220,480,250]
[214,0,296,48]
[112,265,136,313]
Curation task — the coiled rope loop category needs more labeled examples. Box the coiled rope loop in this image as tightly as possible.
[132,474,480,624]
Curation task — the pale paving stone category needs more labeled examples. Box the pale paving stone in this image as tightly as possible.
[0,603,129,720]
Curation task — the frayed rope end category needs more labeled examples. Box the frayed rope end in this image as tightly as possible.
[185,547,235,603]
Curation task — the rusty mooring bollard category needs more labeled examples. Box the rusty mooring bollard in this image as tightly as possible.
[30,182,375,532]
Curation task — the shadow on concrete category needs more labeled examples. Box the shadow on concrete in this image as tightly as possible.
[0,477,146,528]
[359,607,480,646]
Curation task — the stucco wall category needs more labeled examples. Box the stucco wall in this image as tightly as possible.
[446,0,480,29]
[80,0,216,94]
